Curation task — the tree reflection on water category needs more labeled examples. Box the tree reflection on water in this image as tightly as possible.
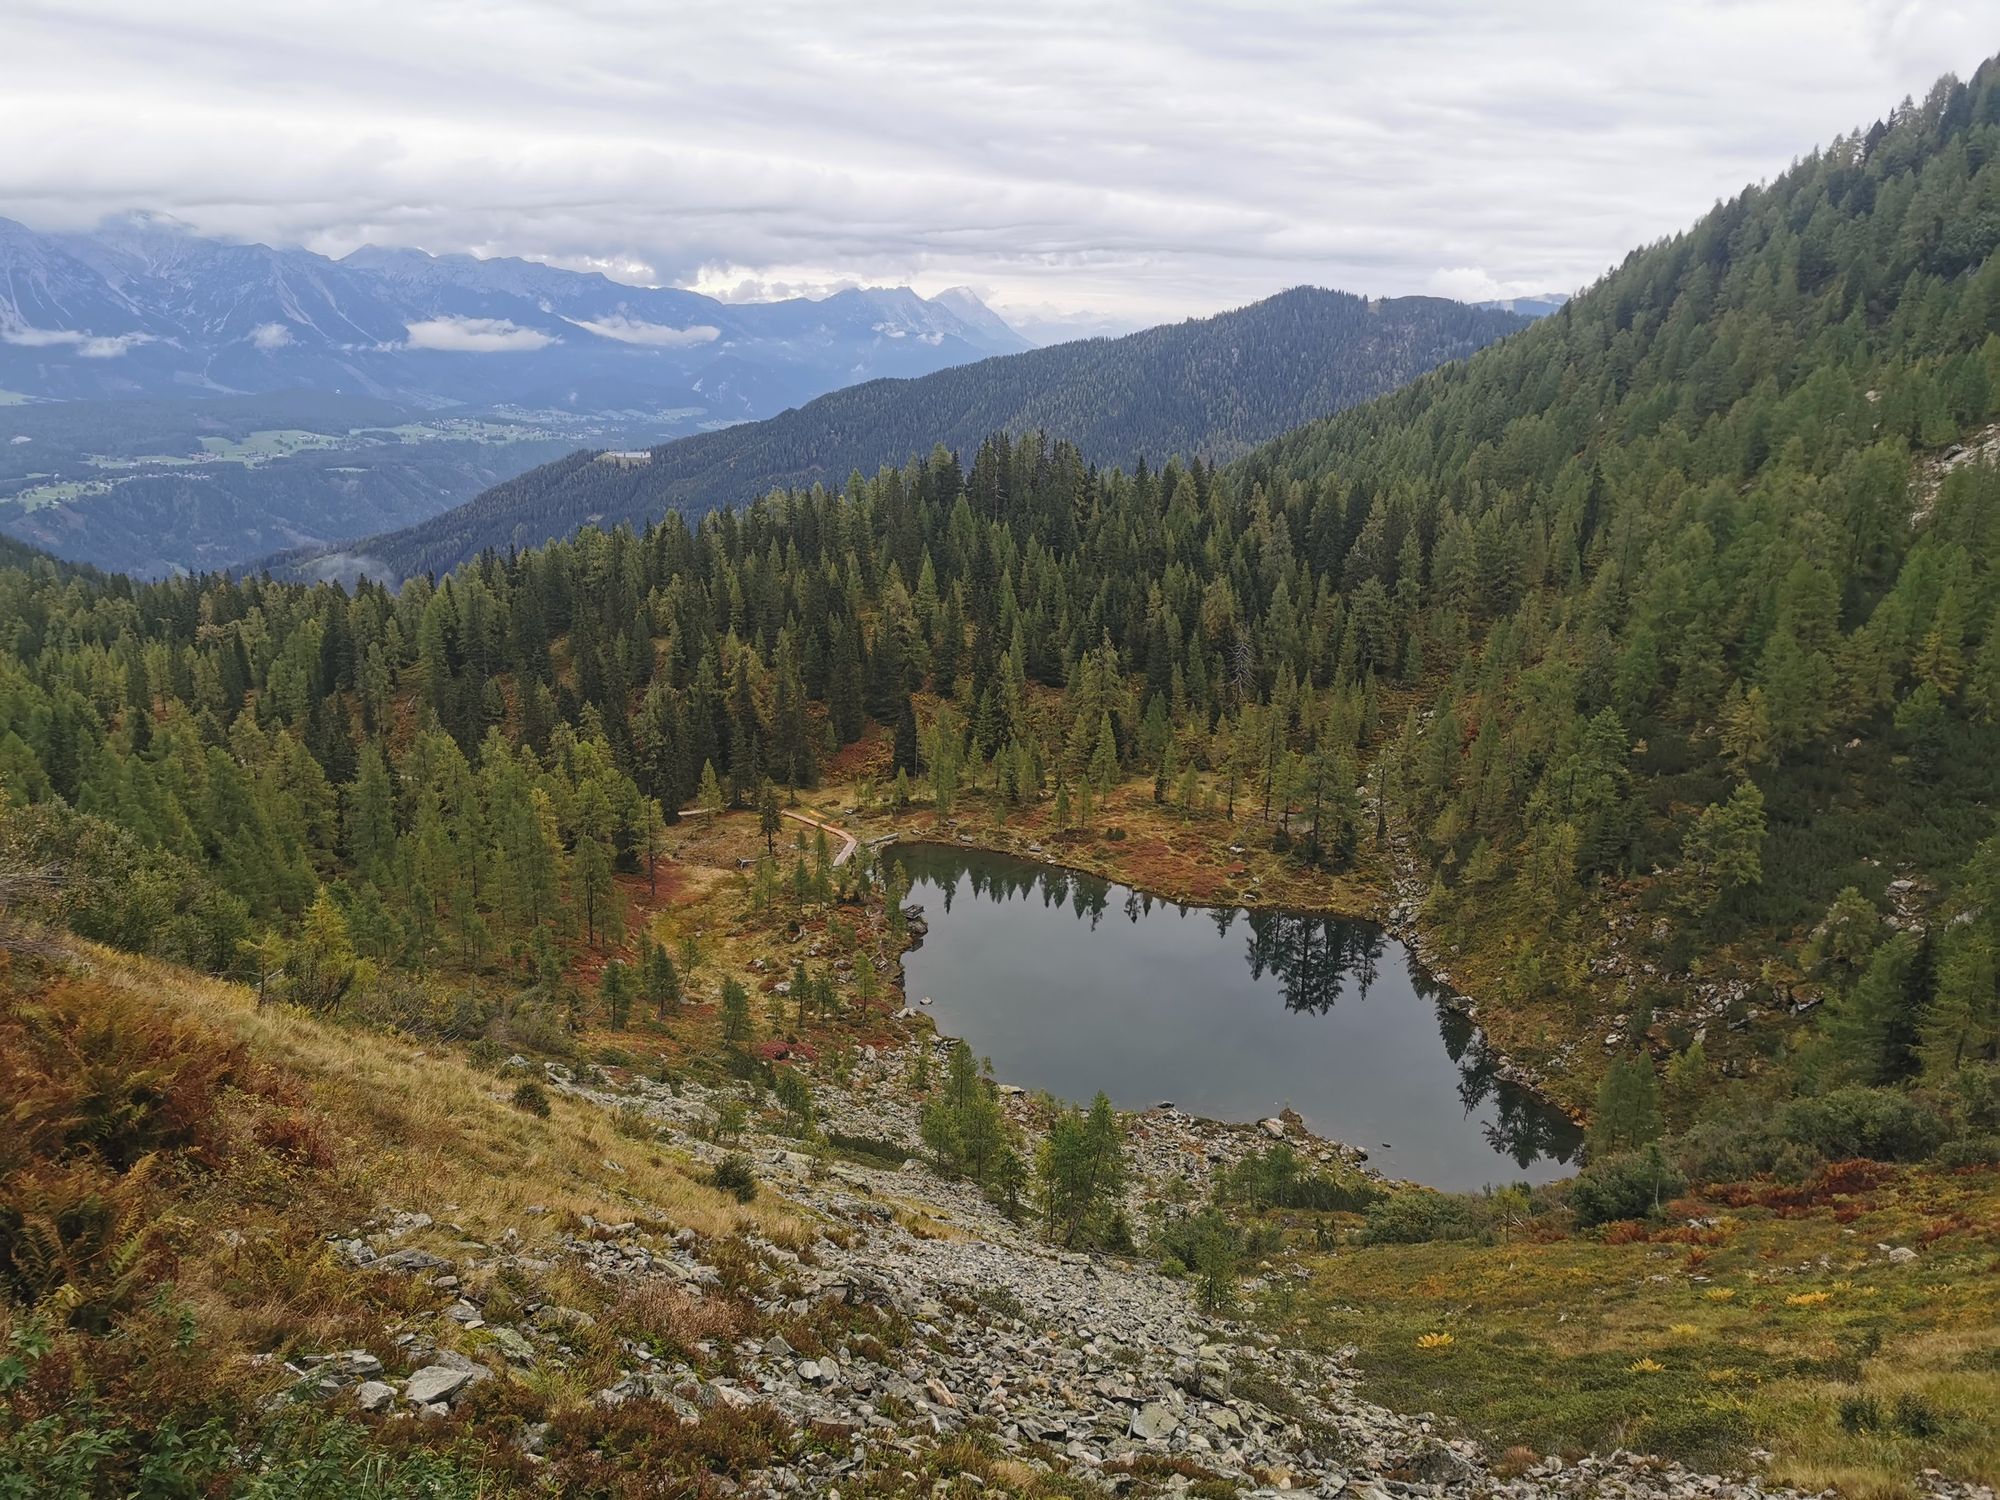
[893,844,1581,1175]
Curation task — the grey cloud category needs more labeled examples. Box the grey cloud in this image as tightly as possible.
[0,1,1991,327]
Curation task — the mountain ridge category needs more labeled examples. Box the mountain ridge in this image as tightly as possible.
[276,284,1527,583]
[0,215,1027,414]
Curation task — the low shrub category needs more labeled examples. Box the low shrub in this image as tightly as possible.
[612,1105,656,1141]
[1568,1147,1686,1228]
[608,1282,744,1355]
[1893,1392,1945,1438]
[823,1129,913,1167]
[708,1153,757,1203]
[1674,1104,1788,1183]
[1936,1134,2000,1169]
[1359,1191,1486,1244]
[494,1001,579,1060]
[1148,1208,1267,1311]
[510,1081,552,1118]
[1779,1087,1947,1163]
[350,974,494,1042]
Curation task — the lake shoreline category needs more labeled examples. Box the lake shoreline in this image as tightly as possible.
[878,832,1586,1189]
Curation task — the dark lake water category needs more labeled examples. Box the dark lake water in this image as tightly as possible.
[888,844,1582,1192]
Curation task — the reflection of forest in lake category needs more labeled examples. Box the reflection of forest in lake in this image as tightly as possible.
[893,845,1582,1190]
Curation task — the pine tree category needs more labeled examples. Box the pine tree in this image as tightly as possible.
[1037,1092,1127,1249]
[893,693,919,776]
[1088,711,1119,795]
[1716,682,1772,777]
[828,623,865,743]
[239,928,286,1008]
[771,633,814,786]
[1812,886,1882,976]
[572,780,620,946]
[343,742,397,881]
[1139,693,1170,771]
[1913,584,1967,695]
[1677,781,1766,916]
[1920,930,1997,1075]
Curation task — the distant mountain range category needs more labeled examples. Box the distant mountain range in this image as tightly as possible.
[0,213,1030,416]
[1474,293,1570,318]
[276,286,1528,584]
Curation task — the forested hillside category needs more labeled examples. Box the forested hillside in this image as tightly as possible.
[1234,64,2000,1085]
[286,288,1525,583]
[1,59,1998,1151]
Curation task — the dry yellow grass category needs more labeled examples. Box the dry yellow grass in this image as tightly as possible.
[73,939,808,1252]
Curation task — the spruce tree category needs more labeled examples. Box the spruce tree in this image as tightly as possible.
[893,692,919,776]
[759,780,782,854]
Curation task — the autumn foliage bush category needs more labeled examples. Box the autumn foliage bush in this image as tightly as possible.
[0,956,254,1326]
[607,1282,747,1357]
[0,953,366,1492]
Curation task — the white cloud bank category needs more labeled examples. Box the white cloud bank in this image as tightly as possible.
[402,316,554,353]
[2,326,155,357]
[247,321,293,349]
[564,314,719,347]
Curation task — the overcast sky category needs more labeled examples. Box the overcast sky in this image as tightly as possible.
[3,1,1993,340]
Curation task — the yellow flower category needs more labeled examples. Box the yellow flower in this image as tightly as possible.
[1669,1323,1699,1337]
[1628,1358,1665,1374]
[1785,1290,1831,1308]
[1416,1332,1455,1350]
[1704,1288,1736,1302]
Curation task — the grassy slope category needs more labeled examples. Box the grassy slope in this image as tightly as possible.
[1255,1160,2000,1500]
[0,938,817,1494]
[70,940,798,1249]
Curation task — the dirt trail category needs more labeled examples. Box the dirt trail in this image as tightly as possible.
[674,803,858,866]
[781,807,857,866]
